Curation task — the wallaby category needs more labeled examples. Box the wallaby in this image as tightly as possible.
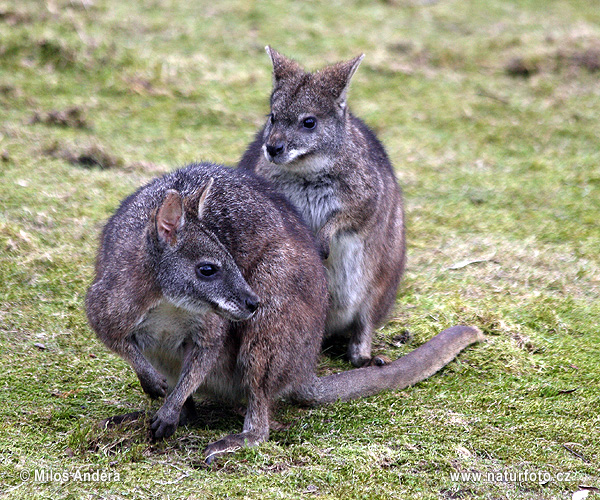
[239,47,406,367]
[86,162,483,463]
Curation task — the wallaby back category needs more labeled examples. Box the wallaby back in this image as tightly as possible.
[239,48,406,367]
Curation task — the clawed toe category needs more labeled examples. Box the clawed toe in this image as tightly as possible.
[365,355,392,367]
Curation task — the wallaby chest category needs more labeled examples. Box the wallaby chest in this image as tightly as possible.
[135,301,206,346]
[266,168,340,234]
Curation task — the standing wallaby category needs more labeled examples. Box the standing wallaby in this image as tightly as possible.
[87,162,483,463]
[239,47,406,367]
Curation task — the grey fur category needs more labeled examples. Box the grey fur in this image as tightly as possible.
[239,48,406,366]
[86,162,483,463]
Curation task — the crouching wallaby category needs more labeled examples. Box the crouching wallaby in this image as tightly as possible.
[238,48,407,367]
[86,162,483,463]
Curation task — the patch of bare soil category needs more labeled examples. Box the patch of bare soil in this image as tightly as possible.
[44,141,123,169]
[30,106,91,129]
[506,43,600,77]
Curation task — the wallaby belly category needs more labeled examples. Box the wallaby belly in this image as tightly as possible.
[267,173,366,335]
[325,231,366,335]
[133,301,243,401]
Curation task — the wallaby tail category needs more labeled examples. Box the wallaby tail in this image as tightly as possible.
[293,325,484,406]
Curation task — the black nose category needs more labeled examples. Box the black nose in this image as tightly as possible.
[245,296,260,314]
[266,141,285,158]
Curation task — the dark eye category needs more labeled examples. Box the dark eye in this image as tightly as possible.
[302,117,317,129]
[196,263,219,279]
[269,113,275,125]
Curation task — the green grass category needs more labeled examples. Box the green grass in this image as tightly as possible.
[1,0,599,498]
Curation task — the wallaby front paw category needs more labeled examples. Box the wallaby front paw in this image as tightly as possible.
[317,236,330,261]
[150,406,180,440]
[138,370,168,400]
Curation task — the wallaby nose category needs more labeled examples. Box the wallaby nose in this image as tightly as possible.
[245,295,260,314]
[266,141,285,158]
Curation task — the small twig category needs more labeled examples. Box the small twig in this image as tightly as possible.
[557,388,578,394]
[152,463,190,485]
[448,258,499,270]
[563,444,590,463]
[579,486,600,492]
[476,87,509,105]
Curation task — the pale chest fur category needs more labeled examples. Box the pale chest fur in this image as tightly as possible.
[259,157,340,234]
[132,301,241,400]
[262,161,366,333]
[280,176,339,233]
[133,301,208,385]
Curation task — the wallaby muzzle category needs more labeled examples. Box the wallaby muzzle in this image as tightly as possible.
[243,292,260,316]
[266,141,285,159]
[220,289,261,322]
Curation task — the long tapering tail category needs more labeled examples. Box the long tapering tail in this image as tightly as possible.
[293,325,484,406]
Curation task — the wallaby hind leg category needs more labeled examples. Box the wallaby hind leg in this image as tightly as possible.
[178,396,197,426]
[203,390,270,464]
[347,314,388,367]
[98,411,145,429]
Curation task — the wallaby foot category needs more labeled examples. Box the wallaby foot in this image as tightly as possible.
[348,349,370,367]
[204,393,271,463]
[98,411,145,429]
[203,430,267,464]
[365,354,392,367]
[323,328,389,367]
[347,316,375,367]
[349,351,392,367]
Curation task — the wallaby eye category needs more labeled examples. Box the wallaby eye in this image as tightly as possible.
[196,263,219,279]
[302,116,317,130]
[269,113,275,125]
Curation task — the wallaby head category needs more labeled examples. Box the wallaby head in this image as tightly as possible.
[263,46,364,167]
[149,179,260,322]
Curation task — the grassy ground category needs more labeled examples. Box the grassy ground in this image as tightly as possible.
[1,0,599,498]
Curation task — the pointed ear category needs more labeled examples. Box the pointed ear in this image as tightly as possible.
[266,46,303,86]
[196,177,214,220]
[156,190,184,245]
[326,54,364,112]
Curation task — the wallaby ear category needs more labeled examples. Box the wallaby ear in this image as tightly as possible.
[266,46,303,86]
[156,190,184,246]
[182,177,214,220]
[324,54,364,112]
[196,177,214,220]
